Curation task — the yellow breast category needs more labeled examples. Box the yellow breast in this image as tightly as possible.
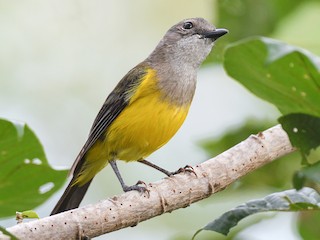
[106,68,190,161]
[77,68,190,185]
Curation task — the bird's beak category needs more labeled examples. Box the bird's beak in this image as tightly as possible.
[204,28,228,41]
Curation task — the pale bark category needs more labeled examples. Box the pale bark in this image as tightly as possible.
[3,125,295,240]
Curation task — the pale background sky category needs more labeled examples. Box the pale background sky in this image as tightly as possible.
[0,1,306,239]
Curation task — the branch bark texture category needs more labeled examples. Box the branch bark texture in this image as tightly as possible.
[5,125,295,239]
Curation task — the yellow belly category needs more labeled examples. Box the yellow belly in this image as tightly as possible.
[76,68,190,185]
[106,92,189,161]
[105,67,190,161]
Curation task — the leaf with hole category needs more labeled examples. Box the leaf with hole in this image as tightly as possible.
[0,119,68,218]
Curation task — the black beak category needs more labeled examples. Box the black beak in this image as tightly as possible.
[204,28,228,41]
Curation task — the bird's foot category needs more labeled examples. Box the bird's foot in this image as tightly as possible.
[123,180,150,195]
[170,165,197,177]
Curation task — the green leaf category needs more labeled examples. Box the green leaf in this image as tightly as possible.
[279,113,320,160]
[224,37,320,117]
[0,226,18,240]
[16,210,40,220]
[20,210,39,219]
[193,188,320,238]
[15,210,40,224]
[0,119,68,218]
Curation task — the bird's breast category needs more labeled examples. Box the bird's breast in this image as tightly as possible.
[105,68,192,161]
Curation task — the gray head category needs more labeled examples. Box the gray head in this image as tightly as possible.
[147,18,228,69]
[145,18,228,106]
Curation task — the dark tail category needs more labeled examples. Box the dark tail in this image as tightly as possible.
[50,177,93,215]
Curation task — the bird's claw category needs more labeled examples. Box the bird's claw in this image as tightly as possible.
[171,165,197,177]
[123,180,150,196]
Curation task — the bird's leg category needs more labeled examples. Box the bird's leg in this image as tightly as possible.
[138,159,196,177]
[138,159,172,176]
[110,160,148,193]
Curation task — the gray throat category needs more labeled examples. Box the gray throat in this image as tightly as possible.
[146,47,199,106]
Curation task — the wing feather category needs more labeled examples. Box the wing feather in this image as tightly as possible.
[69,63,148,175]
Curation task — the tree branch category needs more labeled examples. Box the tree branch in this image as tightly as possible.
[4,125,295,239]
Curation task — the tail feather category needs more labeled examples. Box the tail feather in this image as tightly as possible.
[50,177,92,215]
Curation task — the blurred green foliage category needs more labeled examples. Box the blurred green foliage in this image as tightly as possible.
[207,0,320,63]
[216,0,303,40]
[200,120,274,157]
[298,211,320,240]
[1,1,320,239]
[293,161,320,190]
[200,120,301,190]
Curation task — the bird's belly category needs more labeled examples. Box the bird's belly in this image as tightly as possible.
[106,94,190,161]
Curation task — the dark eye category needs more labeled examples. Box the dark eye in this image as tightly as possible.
[183,21,193,29]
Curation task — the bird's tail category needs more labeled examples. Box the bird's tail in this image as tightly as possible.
[50,177,92,215]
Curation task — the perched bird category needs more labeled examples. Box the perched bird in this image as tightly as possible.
[51,17,228,215]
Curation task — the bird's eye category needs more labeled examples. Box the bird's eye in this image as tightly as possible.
[183,22,193,29]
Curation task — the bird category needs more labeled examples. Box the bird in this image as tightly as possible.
[51,17,228,215]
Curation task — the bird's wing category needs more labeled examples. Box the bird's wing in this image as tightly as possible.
[69,63,148,175]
